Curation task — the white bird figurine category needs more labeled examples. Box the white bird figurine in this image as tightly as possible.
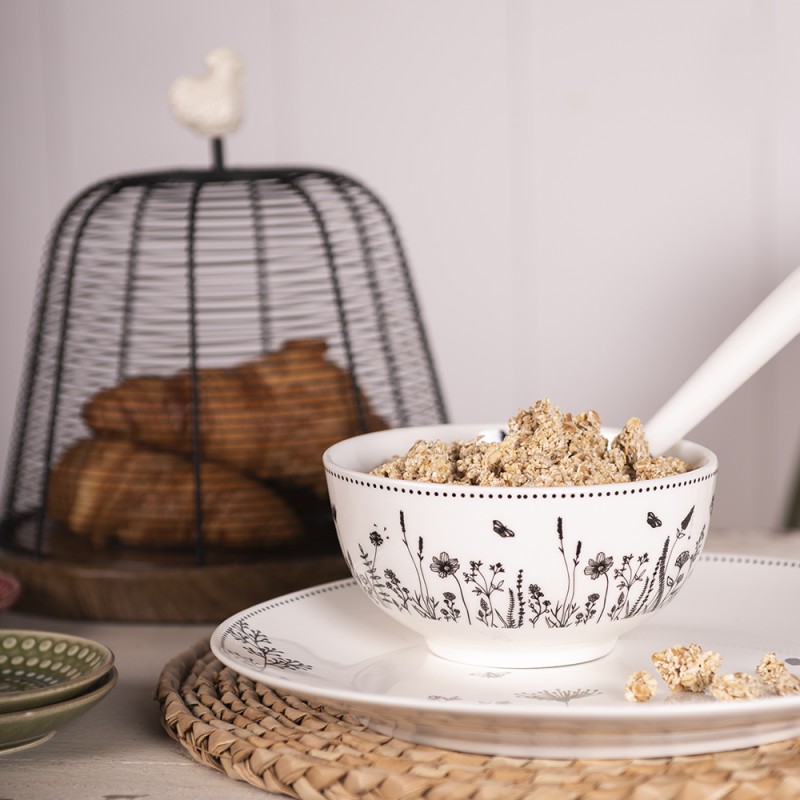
[169,46,244,138]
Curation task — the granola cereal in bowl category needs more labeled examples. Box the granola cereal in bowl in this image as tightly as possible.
[323,400,718,668]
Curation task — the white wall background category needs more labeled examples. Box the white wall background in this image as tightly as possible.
[2,0,800,534]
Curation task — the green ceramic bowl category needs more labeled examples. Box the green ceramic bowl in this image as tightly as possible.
[0,631,114,713]
[0,667,117,753]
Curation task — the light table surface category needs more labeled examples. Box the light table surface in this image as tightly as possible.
[3,528,800,800]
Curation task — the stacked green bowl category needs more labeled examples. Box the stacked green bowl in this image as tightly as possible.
[0,630,116,753]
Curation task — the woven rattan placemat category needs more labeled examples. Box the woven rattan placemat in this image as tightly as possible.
[156,639,800,799]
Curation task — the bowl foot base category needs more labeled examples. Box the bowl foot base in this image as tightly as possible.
[424,637,618,669]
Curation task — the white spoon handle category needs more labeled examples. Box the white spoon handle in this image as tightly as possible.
[645,265,800,455]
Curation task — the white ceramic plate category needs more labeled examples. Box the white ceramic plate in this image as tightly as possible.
[211,554,800,759]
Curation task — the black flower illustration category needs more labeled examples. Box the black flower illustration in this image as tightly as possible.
[430,552,460,578]
[369,530,384,547]
[584,552,614,579]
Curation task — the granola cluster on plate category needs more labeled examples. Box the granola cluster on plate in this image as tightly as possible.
[624,645,800,703]
[371,399,691,487]
[651,643,722,694]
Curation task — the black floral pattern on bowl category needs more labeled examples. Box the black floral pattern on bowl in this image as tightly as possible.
[337,505,706,629]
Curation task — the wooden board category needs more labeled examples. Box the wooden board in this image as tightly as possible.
[0,548,351,623]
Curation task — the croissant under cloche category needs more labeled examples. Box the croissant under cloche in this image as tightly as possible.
[47,438,302,548]
[81,338,388,497]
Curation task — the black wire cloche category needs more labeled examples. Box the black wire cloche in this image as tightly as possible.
[0,135,446,621]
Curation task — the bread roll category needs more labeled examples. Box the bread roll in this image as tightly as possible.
[82,338,387,496]
[47,438,302,548]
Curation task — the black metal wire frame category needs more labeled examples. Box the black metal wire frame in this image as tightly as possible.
[1,149,447,562]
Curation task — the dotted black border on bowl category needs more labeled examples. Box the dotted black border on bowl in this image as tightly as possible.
[324,466,718,502]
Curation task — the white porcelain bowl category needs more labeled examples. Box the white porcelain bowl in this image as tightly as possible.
[323,424,718,669]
